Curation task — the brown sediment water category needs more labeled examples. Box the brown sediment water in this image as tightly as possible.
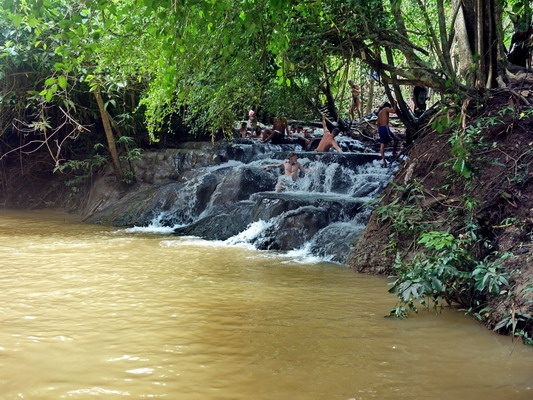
[0,209,531,399]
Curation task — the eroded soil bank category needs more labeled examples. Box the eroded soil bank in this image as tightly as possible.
[350,80,533,341]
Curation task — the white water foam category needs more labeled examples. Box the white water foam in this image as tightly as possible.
[224,220,274,245]
[119,213,184,235]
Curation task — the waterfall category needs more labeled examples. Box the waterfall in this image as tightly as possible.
[108,135,400,264]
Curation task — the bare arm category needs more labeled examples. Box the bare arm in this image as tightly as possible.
[321,113,329,134]
[261,162,282,169]
[332,141,343,153]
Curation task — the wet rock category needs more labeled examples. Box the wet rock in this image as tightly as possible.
[255,206,330,250]
[250,192,364,222]
[307,223,365,264]
[210,166,277,208]
[174,201,254,240]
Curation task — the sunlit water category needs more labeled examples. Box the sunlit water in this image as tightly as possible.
[0,210,531,400]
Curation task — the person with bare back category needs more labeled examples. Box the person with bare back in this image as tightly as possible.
[377,100,399,167]
[314,113,343,153]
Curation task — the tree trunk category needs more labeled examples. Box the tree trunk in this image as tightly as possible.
[452,0,474,79]
[471,0,504,88]
[94,89,123,180]
[365,77,375,115]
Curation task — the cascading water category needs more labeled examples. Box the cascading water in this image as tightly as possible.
[156,135,401,264]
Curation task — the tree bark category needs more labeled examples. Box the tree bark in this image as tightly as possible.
[94,89,123,180]
[452,0,474,79]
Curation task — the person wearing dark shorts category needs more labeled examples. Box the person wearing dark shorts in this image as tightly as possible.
[378,125,395,143]
[377,101,399,167]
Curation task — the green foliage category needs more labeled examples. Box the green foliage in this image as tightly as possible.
[443,109,509,180]
[472,254,511,294]
[388,228,512,319]
[0,0,523,143]
[375,181,440,255]
[55,149,107,195]
[388,231,472,317]
[492,280,533,346]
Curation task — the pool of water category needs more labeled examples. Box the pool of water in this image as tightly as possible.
[0,210,531,399]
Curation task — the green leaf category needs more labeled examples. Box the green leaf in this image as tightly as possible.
[452,159,472,178]
[45,77,56,86]
[58,76,67,90]
[58,19,71,29]
[11,13,23,27]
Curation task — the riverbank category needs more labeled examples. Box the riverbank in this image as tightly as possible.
[350,86,533,343]
[1,93,533,344]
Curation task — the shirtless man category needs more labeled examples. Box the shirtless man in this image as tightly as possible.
[262,116,289,144]
[261,153,307,192]
[314,113,343,153]
[348,79,362,121]
[377,101,399,167]
[239,122,248,137]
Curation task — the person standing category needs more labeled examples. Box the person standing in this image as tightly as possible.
[248,109,257,132]
[412,86,428,117]
[377,101,398,167]
[348,79,362,122]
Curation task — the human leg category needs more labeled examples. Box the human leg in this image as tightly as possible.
[356,98,362,120]
[392,137,399,157]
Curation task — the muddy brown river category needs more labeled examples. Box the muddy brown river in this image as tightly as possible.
[0,210,531,399]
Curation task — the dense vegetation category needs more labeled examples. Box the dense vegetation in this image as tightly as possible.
[2,0,527,176]
[1,0,533,343]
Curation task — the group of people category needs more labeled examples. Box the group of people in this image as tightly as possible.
[242,78,410,174]
[240,112,345,153]
[256,98,400,192]
[257,112,344,192]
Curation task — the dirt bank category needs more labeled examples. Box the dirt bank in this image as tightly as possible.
[350,74,533,341]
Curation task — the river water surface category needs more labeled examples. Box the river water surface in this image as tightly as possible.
[1,210,532,399]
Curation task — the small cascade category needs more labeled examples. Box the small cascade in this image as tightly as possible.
[88,135,401,264]
[168,140,400,264]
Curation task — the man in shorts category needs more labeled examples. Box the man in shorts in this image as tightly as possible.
[377,101,398,167]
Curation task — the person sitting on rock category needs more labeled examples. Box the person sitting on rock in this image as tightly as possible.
[314,113,344,153]
[261,152,307,192]
[262,116,289,144]
[239,122,248,137]
[261,128,284,144]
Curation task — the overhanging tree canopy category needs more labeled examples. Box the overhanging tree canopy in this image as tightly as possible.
[0,0,531,176]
